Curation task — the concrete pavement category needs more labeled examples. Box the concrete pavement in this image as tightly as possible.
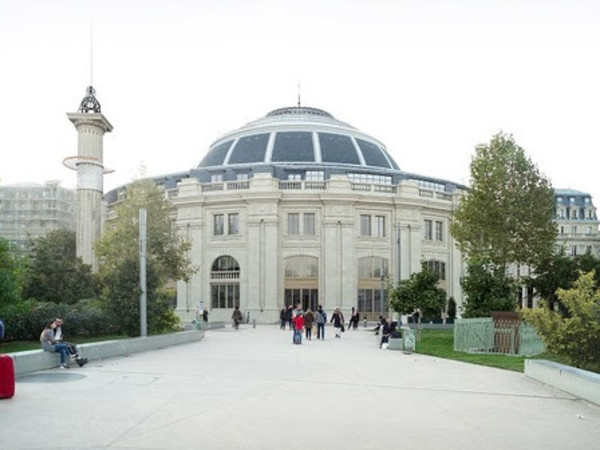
[1,325,599,449]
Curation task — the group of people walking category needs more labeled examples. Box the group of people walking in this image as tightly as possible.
[281,305,363,344]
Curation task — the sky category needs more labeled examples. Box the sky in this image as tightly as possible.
[1,0,599,201]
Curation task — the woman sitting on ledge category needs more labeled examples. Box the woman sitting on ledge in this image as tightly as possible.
[40,320,72,369]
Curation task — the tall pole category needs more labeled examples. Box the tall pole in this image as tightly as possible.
[139,208,147,337]
[380,274,384,317]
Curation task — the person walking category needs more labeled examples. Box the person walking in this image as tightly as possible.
[292,311,304,344]
[330,308,345,338]
[304,308,315,340]
[280,308,287,329]
[349,307,360,330]
[232,306,243,329]
[316,305,326,340]
[285,305,293,330]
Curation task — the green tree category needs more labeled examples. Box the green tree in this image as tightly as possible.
[95,178,195,336]
[389,263,446,318]
[0,238,25,306]
[451,132,556,268]
[23,229,98,304]
[529,251,600,314]
[461,256,517,317]
[522,271,600,369]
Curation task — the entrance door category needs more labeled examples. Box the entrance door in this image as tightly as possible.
[285,288,318,311]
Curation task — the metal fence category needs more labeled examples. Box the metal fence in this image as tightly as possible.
[454,318,545,356]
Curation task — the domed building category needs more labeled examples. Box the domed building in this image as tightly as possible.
[106,106,467,323]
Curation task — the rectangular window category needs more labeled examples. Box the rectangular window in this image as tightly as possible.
[572,226,578,235]
[374,215,385,237]
[288,213,300,235]
[360,214,371,236]
[236,173,249,181]
[228,213,239,235]
[214,214,224,235]
[586,226,592,235]
[424,220,433,240]
[211,173,223,183]
[288,173,302,181]
[571,246,577,256]
[435,221,443,241]
[304,213,315,235]
[305,171,325,181]
[211,284,240,308]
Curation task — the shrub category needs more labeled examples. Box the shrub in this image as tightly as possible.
[0,299,113,341]
[522,271,600,369]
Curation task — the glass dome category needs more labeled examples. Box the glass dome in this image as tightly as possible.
[197,106,400,171]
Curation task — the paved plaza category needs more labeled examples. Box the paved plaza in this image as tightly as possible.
[1,325,599,449]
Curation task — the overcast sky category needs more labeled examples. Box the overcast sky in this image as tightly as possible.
[1,0,599,202]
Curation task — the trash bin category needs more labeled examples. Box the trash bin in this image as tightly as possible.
[402,327,416,352]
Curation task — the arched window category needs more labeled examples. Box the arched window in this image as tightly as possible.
[211,255,240,279]
[211,255,240,308]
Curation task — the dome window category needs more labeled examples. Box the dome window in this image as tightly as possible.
[319,133,360,165]
[228,134,269,164]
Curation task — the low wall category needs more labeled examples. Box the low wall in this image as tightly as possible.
[9,330,205,378]
[525,359,600,406]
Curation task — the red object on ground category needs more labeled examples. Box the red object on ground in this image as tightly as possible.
[0,354,15,399]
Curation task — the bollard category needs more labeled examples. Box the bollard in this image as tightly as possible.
[363,317,367,328]
[252,318,256,328]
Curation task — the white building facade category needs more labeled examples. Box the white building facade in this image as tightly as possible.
[105,106,467,323]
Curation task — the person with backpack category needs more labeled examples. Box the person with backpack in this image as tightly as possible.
[315,305,327,340]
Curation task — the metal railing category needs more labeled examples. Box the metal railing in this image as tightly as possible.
[454,318,544,356]
[279,181,327,190]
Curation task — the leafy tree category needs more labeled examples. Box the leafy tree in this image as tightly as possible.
[389,263,446,318]
[0,238,25,306]
[95,178,195,336]
[461,256,517,317]
[529,251,600,314]
[23,229,98,304]
[451,132,556,268]
[522,271,600,369]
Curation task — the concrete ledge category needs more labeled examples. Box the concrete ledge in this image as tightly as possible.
[9,330,205,378]
[387,338,403,350]
[525,359,600,406]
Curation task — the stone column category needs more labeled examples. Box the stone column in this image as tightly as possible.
[66,110,113,271]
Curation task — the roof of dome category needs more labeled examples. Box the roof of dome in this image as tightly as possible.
[197,106,400,171]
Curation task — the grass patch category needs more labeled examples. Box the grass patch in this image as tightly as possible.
[0,335,128,354]
[414,328,569,373]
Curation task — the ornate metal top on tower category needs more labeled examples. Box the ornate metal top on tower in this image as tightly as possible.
[78,85,102,113]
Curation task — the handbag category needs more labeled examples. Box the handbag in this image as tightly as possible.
[341,324,345,332]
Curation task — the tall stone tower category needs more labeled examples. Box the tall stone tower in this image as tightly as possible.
[64,86,113,271]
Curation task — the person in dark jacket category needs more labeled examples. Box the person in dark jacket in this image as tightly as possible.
[330,308,345,338]
[315,305,327,340]
[380,318,397,348]
[280,308,287,329]
[285,305,293,330]
[232,306,243,329]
